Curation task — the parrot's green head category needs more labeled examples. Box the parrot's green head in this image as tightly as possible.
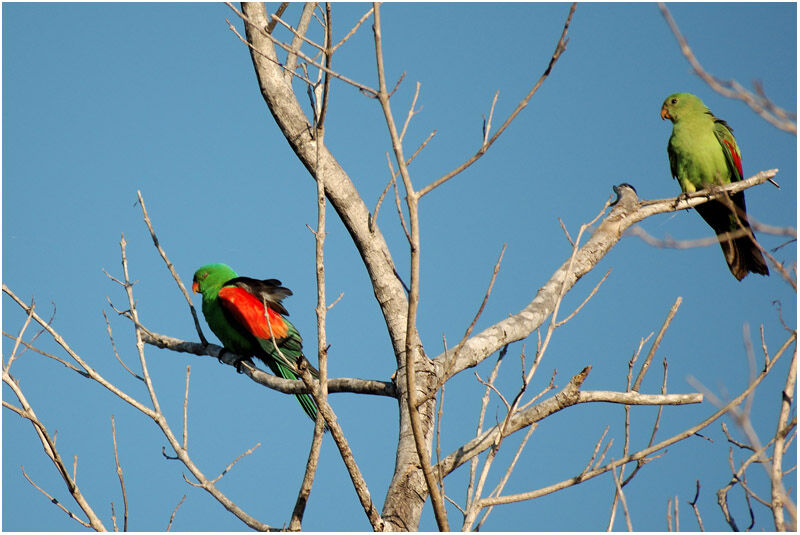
[192,263,237,297]
[660,92,708,123]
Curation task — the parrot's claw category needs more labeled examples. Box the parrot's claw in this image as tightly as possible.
[234,358,254,374]
[216,348,252,374]
[674,192,690,209]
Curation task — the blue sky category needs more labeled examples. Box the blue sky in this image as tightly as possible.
[3,2,796,531]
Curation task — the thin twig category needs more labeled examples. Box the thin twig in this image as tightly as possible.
[467,346,507,508]
[110,416,129,532]
[265,3,288,34]
[226,18,317,88]
[5,297,35,372]
[399,81,422,143]
[290,415,326,530]
[632,297,681,392]
[137,191,207,346]
[211,443,261,484]
[610,462,633,531]
[183,366,190,451]
[282,3,317,82]
[582,426,610,477]
[289,14,332,527]
[370,175,395,232]
[271,9,324,53]
[21,466,92,529]
[1,331,88,377]
[689,480,705,531]
[226,2,378,96]
[296,360,384,530]
[558,217,575,247]
[482,90,499,147]
[103,311,144,381]
[371,128,436,232]
[475,422,537,530]
[418,3,577,197]
[556,268,611,326]
[166,494,187,531]
[330,5,374,53]
[419,244,507,406]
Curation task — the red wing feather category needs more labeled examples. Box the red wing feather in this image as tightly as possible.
[722,139,743,178]
[218,286,289,340]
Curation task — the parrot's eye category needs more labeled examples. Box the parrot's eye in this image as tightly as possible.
[671,98,678,104]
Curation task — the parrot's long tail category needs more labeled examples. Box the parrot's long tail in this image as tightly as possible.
[696,194,769,281]
[271,357,326,428]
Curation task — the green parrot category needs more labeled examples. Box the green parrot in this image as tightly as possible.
[660,92,769,281]
[192,263,319,422]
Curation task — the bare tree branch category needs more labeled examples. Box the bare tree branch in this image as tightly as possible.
[110,416,129,532]
[771,349,797,531]
[688,480,705,531]
[289,415,325,530]
[296,360,385,530]
[113,236,277,530]
[277,3,320,81]
[140,329,396,396]
[137,191,207,346]
[330,5,373,54]
[229,3,378,96]
[417,2,577,197]
[265,3,288,34]
[473,331,794,507]
[166,494,187,531]
[632,297,681,392]
[1,331,88,378]
[610,462,633,531]
[103,310,144,381]
[4,296,35,372]
[436,171,779,379]
[20,466,93,530]
[371,3,448,528]
[290,13,333,527]
[2,372,106,530]
[658,3,797,135]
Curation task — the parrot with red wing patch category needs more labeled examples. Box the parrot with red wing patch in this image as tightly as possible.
[660,92,769,281]
[192,263,319,422]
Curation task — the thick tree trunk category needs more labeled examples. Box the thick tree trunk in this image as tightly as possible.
[381,358,437,531]
[241,3,436,530]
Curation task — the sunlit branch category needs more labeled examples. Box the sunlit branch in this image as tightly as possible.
[659,3,797,135]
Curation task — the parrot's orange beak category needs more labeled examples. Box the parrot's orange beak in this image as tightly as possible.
[192,281,199,293]
[660,107,671,121]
